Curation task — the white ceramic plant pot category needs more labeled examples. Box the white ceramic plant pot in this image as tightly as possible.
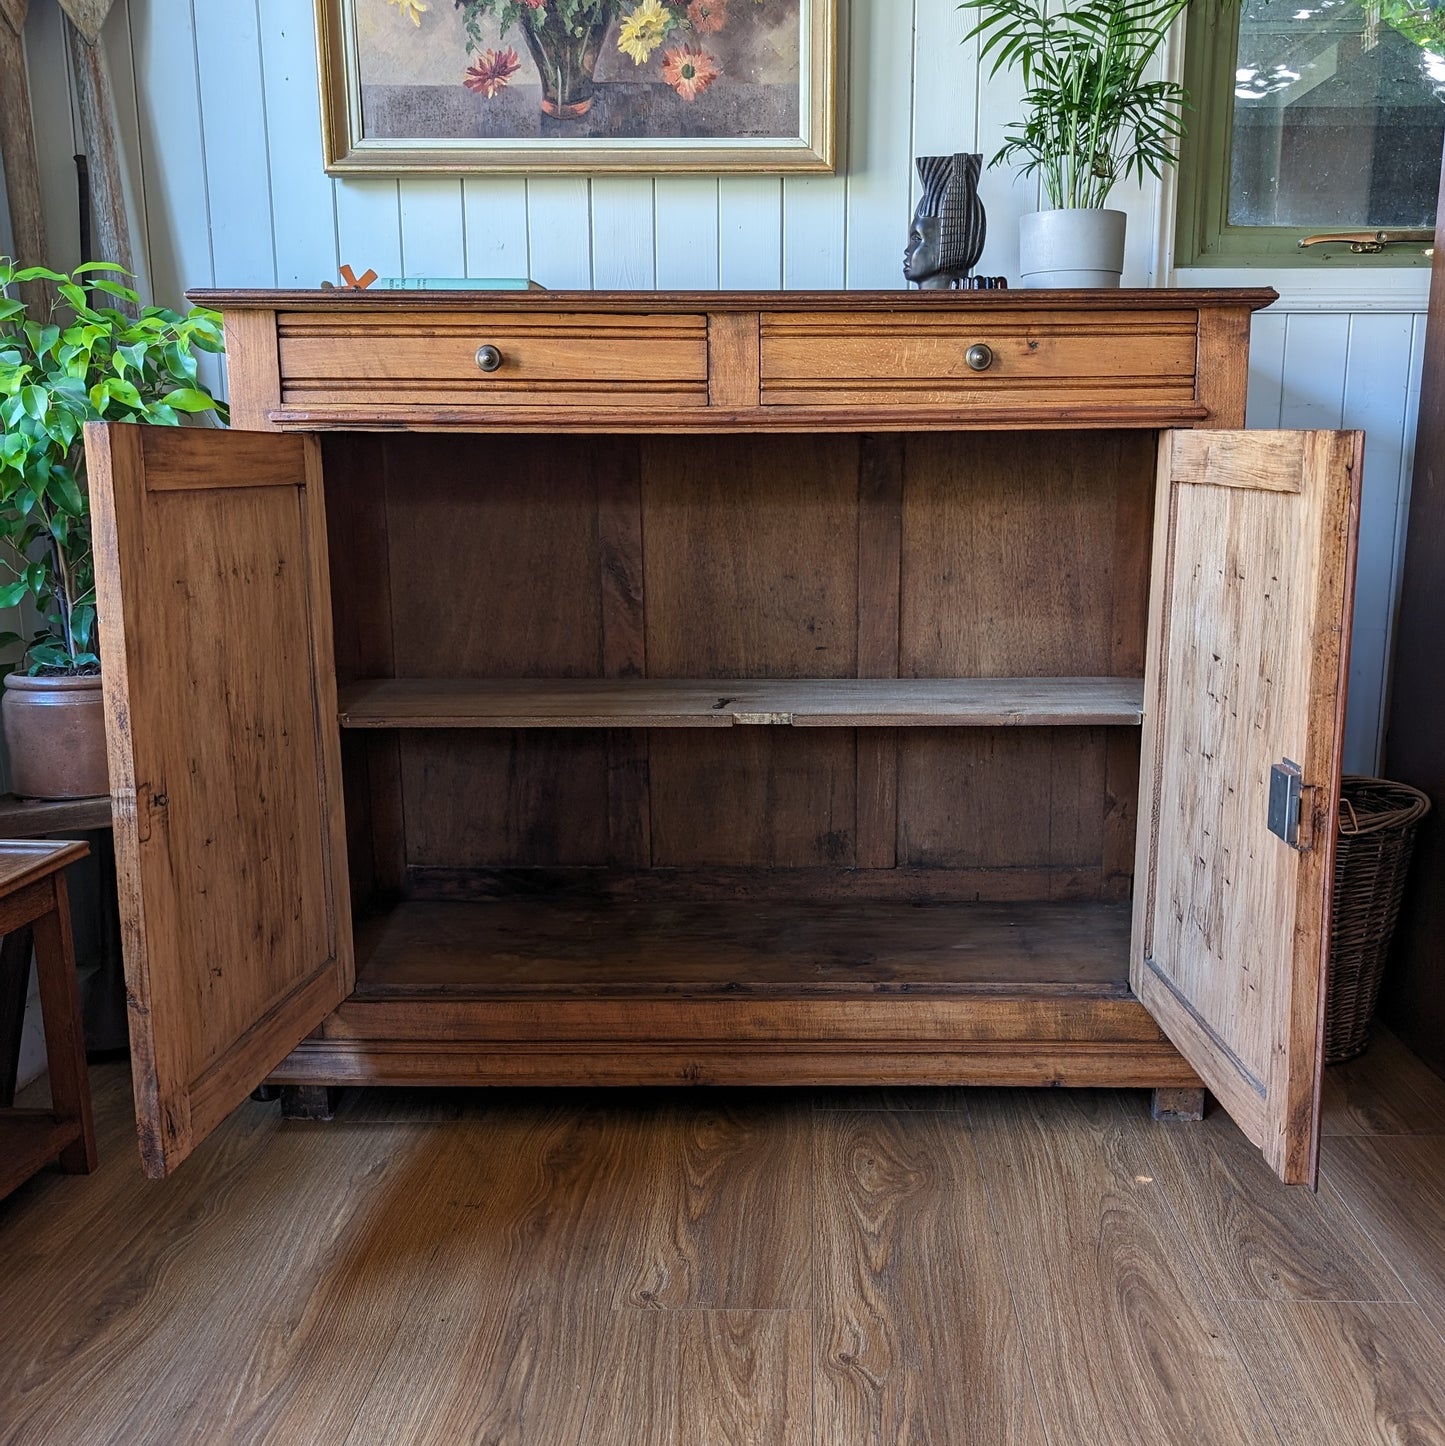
[1018,208,1127,288]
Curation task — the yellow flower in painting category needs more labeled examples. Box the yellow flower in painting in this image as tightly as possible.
[387,0,428,25]
[617,0,671,64]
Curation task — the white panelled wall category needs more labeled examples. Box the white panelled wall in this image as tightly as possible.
[1245,299,1428,773]
[13,0,1431,772]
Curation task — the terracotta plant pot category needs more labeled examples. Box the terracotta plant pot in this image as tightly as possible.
[2,672,109,800]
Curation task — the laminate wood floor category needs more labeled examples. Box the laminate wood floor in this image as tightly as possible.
[3,1030,1444,1445]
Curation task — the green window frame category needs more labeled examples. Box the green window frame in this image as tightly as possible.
[1175,2,1437,267]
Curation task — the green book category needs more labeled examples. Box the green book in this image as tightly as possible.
[373,277,543,290]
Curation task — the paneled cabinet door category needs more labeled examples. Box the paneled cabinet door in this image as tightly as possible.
[87,424,353,1178]
[1133,429,1362,1185]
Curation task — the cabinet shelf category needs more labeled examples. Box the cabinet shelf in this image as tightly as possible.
[352,897,1133,1000]
[337,676,1145,730]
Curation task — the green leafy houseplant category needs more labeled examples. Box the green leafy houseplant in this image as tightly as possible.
[960,0,1192,210]
[0,258,227,674]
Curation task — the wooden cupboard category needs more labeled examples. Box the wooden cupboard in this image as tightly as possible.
[84,289,1361,1185]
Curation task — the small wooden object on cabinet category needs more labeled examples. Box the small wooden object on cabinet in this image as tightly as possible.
[84,289,1362,1185]
[0,838,97,1198]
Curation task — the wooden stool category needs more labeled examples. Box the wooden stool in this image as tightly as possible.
[0,840,97,1197]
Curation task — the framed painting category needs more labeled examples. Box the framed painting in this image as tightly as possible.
[316,0,836,173]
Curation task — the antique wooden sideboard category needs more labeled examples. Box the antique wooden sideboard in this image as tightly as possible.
[85,288,1360,1185]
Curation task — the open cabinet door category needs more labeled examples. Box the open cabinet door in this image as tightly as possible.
[1134,430,1361,1185]
[87,424,353,1178]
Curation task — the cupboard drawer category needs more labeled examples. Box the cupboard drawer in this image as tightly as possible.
[277,310,710,410]
[759,310,1200,413]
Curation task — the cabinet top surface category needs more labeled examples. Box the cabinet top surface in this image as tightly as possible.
[190,287,1278,314]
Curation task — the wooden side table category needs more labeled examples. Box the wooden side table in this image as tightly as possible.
[0,839,97,1197]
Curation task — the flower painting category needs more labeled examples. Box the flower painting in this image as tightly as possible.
[317,0,835,173]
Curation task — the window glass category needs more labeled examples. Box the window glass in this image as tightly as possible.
[1228,0,1445,228]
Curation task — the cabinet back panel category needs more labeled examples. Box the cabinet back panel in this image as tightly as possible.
[898,729,1137,900]
[323,431,1152,904]
[641,435,861,677]
[401,731,613,867]
[649,730,857,866]
[900,431,1156,677]
[384,434,611,678]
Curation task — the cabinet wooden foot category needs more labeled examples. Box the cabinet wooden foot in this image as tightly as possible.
[279,1085,338,1121]
[1151,1087,1206,1122]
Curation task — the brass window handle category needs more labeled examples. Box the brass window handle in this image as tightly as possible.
[1297,229,1434,254]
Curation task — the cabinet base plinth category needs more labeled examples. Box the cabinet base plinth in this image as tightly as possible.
[270,1041,1201,1094]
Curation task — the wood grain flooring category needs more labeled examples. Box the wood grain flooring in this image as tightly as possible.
[2,1028,1443,1445]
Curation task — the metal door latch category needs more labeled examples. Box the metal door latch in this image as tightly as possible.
[1297,229,1433,255]
[1268,759,1304,848]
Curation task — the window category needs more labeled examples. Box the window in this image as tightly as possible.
[1176,0,1445,264]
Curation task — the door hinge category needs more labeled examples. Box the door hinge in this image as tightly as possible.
[136,783,169,844]
[1268,759,1304,849]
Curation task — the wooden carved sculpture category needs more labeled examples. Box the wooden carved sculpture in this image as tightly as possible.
[903,153,987,290]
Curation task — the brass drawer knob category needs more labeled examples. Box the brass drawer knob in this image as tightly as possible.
[965,343,994,372]
[475,344,504,373]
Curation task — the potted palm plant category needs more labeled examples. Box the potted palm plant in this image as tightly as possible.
[961,0,1191,286]
[0,259,226,798]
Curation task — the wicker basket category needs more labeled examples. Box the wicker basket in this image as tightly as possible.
[1326,776,1432,1064]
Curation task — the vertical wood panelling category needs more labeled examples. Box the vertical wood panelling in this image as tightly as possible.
[398,178,467,278]
[1245,311,1288,429]
[781,0,850,291]
[1115,47,1172,285]
[843,0,915,288]
[462,176,529,278]
[525,177,592,288]
[782,176,846,288]
[655,178,720,289]
[719,178,783,288]
[336,180,403,279]
[1114,175,1158,287]
[1340,312,1417,772]
[973,19,1034,282]
[1279,313,1351,428]
[192,0,275,286]
[591,177,657,289]
[1276,315,1357,768]
[1244,307,1425,774]
[911,0,975,156]
[255,0,337,287]
[125,0,214,396]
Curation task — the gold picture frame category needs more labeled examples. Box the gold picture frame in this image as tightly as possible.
[316,0,836,175]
